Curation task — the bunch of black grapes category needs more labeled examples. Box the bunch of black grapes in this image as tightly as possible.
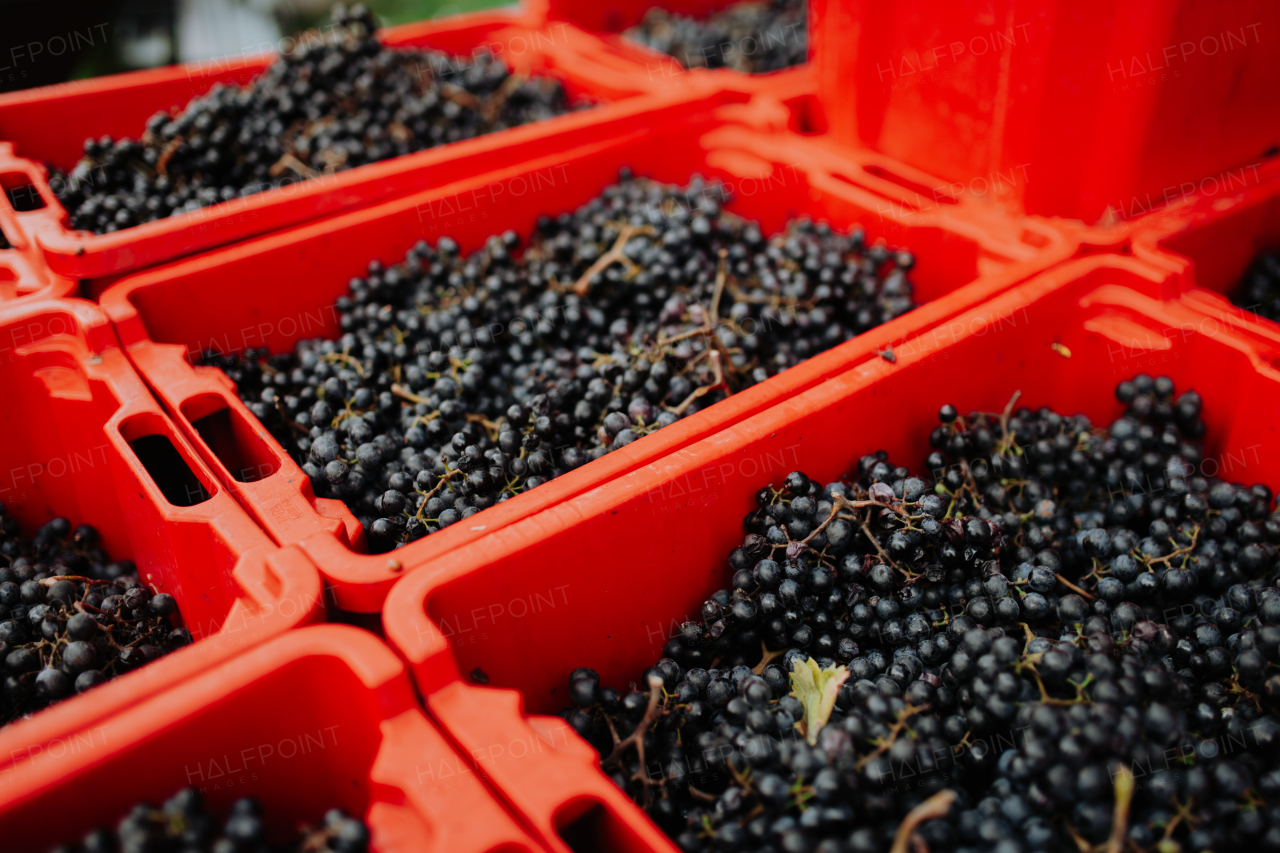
[50,787,368,852]
[559,375,1280,853]
[52,4,577,234]
[201,173,915,553]
[0,512,189,725]
[626,0,808,74]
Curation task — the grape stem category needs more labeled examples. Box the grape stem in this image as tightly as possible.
[855,702,930,772]
[994,389,1023,454]
[800,493,908,546]
[1054,573,1097,601]
[1063,821,1091,853]
[668,348,728,416]
[601,674,667,807]
[38,575,114,587]
[1106,765,1134,853]
[888,789,956,853]
[570,222,656,296]
[481,71,528,123]
[390,383,431,405]
[751,641,786,675]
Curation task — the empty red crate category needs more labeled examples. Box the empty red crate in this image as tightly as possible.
[0,9,696,281]
[811,0,1280,224]
[381,251,1279,852]
[0,624,544,853]
[0,297,322,773]
[99,97,1073,613]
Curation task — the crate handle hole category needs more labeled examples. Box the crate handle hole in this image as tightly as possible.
[1,174,46,212]
[182,393,281,483]
[120,417,214,507]
[554,798,643,853]
[784,93,828,135]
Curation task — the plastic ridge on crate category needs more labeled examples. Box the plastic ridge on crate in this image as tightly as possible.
[810,0,1280,224]
[99,94,1075,613]
[1104,156,1280,300]
[0,625,546,853]
[1043,152,1280,334]
[0,145,76,304]
[381,251,1280,852]
[0,297,323,774]
[0,9,711,281]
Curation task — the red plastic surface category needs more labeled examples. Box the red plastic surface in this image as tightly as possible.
[0,297,322,773]
[0,625,543,853]
[0,10,681,281]
[1051,152,1280,328]
[100,99,1073,612]
[812,0,1280,224]
[1128,157,1280,297]
[382,252,1280,850]
[0,145,75,304]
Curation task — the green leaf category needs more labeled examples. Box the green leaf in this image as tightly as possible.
[789,657,850,746]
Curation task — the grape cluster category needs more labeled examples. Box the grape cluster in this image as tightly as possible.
[200,172,915,553]
[626,0,807,75]
[50,4,576,235]
[0,510,189,725]
[1234,251,1280,324]
[559,375,1280,853]
[51,787,368,853]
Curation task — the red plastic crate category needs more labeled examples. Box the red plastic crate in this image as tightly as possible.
[0,146,75,304]
[0,297,322,773]
[381,251,1280,851]
[0,625,544,853]
[525,0,816,101]
[811,0,1280,224]
[0,10,693,282]
[99,98,1073,613]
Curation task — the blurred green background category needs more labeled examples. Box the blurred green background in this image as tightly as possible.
[0,0,512,94]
